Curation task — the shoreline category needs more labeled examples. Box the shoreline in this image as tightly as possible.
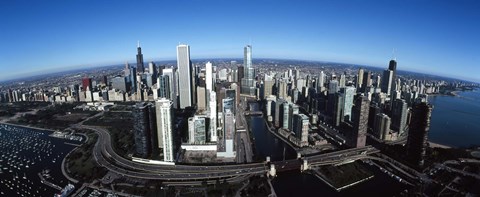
[428,141,452,149]
[0,122,56,132]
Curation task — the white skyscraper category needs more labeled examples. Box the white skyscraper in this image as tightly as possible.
[161,67,177,108]
[206,62,213,92]
[177,44,192,108]
[209,91,217,142]
[155,98,175,162]
[317,71,325,91]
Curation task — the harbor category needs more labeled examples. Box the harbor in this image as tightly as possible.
[0,123,82,196]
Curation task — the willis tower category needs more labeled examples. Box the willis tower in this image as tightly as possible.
[137,41,145,73]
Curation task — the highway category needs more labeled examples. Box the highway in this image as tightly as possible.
[67,104,428,185]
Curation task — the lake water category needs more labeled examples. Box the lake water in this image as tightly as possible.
[428,88,480,148]
[0,124,79,196]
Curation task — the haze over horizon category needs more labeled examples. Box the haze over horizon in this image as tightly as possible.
[1,0,479,82]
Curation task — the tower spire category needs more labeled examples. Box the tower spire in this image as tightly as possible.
[392,48,396,61]
[137,40,140,48]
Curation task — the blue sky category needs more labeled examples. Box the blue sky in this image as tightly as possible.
[1,0,479,82]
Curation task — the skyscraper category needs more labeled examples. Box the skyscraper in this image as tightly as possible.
[209,91,218,142]
[392,99,408,135]
[374,113,391,140]
[82,77,92,92]
[406,102,432,168]
[205,62,213,92]
[292,113,309,146]
[156,99,175,162]
[188,115,207,144]
[241,45,255,95]
[158,75,171,99]
[317,71,325,92]
[133,103,156,158]
[161,67,177,108]
[341,86,356,121]
[357,68,364,89]
[381,69,393,95]
[136,41,145,73]
[389,59,397,85]
[177,44,192,108]
[350,96,370,148]
[149,61,158,83]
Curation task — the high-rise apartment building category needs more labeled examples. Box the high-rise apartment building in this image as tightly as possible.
[133,102,156,158]
[406,102,432,168]
[241,45,256,95]
[155,99,175,162]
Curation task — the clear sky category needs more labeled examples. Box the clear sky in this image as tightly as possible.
[1,0,479,82]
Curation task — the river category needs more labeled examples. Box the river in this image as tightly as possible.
[247,114,408,196]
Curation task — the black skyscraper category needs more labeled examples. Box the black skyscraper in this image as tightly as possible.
[406,102,432,169]
[133,102,157,158]
[136,42,145,73]
[388,59,397,91]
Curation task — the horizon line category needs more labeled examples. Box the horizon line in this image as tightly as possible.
[0,57,478,84]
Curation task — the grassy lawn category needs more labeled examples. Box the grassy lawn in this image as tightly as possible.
[84,111,134,158]
[66,130,107,182]
[8,102,98,130]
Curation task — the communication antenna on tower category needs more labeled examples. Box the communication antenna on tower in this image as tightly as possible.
[392,48,396,61]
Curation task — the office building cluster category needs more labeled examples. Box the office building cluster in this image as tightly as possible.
[259,59,433,167]
[128,43,254,162]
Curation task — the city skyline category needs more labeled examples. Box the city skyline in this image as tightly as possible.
[1,1,480,82]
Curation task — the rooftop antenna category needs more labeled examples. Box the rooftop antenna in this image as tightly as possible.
[137,40,140,48]
[392,48,396,61]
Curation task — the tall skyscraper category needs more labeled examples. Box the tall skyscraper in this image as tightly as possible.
[156,99,175,162]
[177,44,193,108]
[133,103,156,158]
[389,59,397,84]
[288,103,300,131]
[161,67,177,108]
[350,96,370,148]
[209,91,217,142]
[222,109,236,157]
[205,62,213,92]
[392,99,408,135]
[357,68,364,89]
[292,114,309,146]
[374,113,391,140]
[124,62,131,77]
[381,69,393,95]
[149,61,158,83]
[136,41,145,73]
[341,86,356,121]
[333,93,345,127]
[241,45,255,95]
[158,75,171,99]
[317,71,325,92]
[406,102,432,168]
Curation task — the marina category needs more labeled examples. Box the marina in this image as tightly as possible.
[0,123,82,196]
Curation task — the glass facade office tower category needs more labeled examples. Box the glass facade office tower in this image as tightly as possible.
[241,45,256,95]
